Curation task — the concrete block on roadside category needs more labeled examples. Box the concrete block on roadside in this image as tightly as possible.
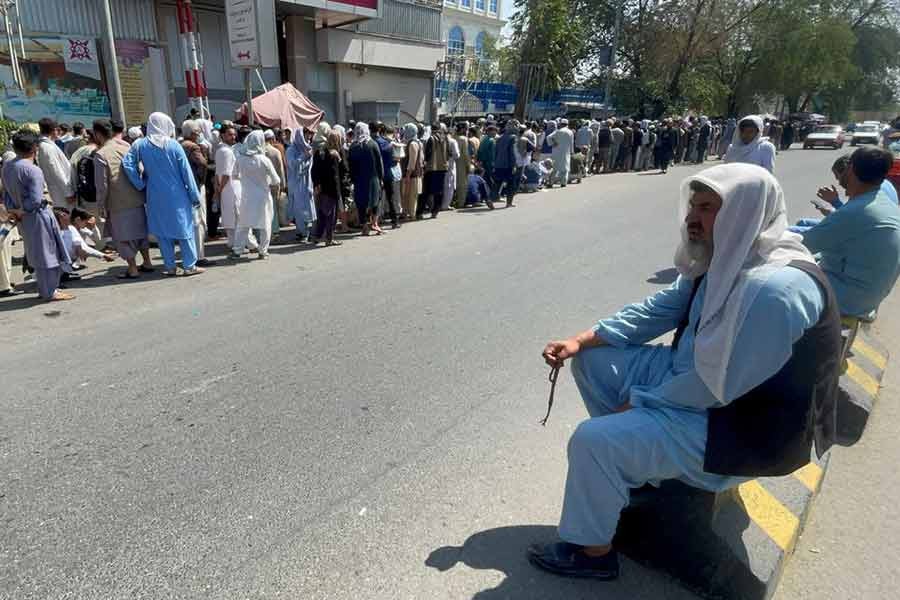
[612,331,890,599]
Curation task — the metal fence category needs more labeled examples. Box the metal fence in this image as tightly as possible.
[353,0,443,45]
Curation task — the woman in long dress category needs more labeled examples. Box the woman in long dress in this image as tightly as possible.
[285,126,317,243]
[230,131,280,260]
[348,122,384,236]
[400,123,423,219]
[442,125,459,210]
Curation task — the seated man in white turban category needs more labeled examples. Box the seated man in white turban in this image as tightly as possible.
[530,163,842,580]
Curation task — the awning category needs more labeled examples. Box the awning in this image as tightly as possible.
[235,83,325,131]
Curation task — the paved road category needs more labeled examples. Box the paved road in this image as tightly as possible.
[1,148,887,599]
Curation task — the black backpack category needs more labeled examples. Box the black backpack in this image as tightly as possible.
[76,151,97,203]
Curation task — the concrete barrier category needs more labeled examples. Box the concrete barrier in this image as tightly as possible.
[613,331,888,600]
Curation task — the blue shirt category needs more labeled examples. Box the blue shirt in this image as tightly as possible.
[830,180,898,208]
[593,267,824,410]
[466,174,490,204]
[376,136,395,182]
[802,187,900,316]
[122,138,200,240]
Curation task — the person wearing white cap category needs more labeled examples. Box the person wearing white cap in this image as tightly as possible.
[532,163,842,580]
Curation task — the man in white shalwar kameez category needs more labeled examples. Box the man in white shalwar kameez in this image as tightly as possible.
[529,164,841,580]
[547,119,574,187]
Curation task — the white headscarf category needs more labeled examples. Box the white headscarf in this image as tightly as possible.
[146,112,176,148]
[241,130,266,156]
[674,163,816,401]
[724,115,764,164]
[354,122,371,144]
[127,126,143,140]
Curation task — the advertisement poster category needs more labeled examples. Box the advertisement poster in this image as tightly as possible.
[0,37,110,124]
[116,40,157,125]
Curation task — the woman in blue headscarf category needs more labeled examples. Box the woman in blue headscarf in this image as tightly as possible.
[286,125,317,243]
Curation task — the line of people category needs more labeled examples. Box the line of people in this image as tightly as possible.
[0,111,790,302]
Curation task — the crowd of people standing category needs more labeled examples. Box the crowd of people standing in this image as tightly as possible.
[0,110,799,302]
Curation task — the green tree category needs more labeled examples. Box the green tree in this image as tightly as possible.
[508,0,589,117]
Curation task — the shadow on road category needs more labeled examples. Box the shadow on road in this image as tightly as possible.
[426,524,648,599]
[646,267,679,285]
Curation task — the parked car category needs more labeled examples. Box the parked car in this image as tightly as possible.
[851,123,881,146]
[803,125,845,149]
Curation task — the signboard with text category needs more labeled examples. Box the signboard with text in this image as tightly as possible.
[225,0,278,68]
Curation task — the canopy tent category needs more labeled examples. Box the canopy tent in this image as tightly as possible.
[234,83,325,132]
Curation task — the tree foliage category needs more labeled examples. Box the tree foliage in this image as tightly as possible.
[505,0,900,117]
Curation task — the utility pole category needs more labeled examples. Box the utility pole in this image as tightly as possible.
[100,0,125,122]
[603,1,622,117]
[244,69,254,126]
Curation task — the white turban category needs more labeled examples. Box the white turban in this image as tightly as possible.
[146,112,176,148]
[674,163,815,401]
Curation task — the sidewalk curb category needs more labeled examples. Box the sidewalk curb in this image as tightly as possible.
[613,332,888,600]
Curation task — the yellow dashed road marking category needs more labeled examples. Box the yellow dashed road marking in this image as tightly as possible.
[736,480,799,552]
[852,339,888,371]
[846,359,880,397]
[793,462,824,493]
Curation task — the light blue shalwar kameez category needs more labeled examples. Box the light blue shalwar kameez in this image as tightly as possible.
[286,138,316,238]
[559,267,824,546]
[122,138,200,270]
[802,186,900,317]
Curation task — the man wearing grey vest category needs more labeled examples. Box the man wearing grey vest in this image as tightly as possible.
[531,164,841,580]
[93,119,155,279]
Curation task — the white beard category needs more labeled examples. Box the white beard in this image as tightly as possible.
[685,239,713,273]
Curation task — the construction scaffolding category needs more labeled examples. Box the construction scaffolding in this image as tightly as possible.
[0,0,26,92]
[435,53,492,119]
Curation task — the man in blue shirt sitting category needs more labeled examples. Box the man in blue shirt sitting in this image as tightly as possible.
[802,147,900,317]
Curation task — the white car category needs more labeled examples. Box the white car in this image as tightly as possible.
[851,123,881,146]
[804,125,845,149]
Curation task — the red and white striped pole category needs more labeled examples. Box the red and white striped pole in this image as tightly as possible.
[176,0,208,119]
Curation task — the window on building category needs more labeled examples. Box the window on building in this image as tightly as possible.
[475,32,486,58]
[448,26,465,56]
[475,0,485,10]
[489,0,498,13]
[461,0,471,7]
[444,0,457,6]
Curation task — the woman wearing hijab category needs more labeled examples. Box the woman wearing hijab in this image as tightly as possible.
[723,115,777,173]
[310,131,345,246]
[400,123,423,219]
[442,124,460,211]
[331,125,353,232]
[286,126,317,243]
[348,122,384,236]
[122,112,203,276]
[230,130,281,260]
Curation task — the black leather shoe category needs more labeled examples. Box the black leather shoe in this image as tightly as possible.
[527,542,619,580]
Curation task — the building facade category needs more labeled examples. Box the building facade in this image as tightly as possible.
[1,0,444,128]
[441,0,503,64]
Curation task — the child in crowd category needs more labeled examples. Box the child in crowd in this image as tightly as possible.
[569,146,588,184]
[465,167,491,207]
[522,161,544,193]
[55,208,114,275]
